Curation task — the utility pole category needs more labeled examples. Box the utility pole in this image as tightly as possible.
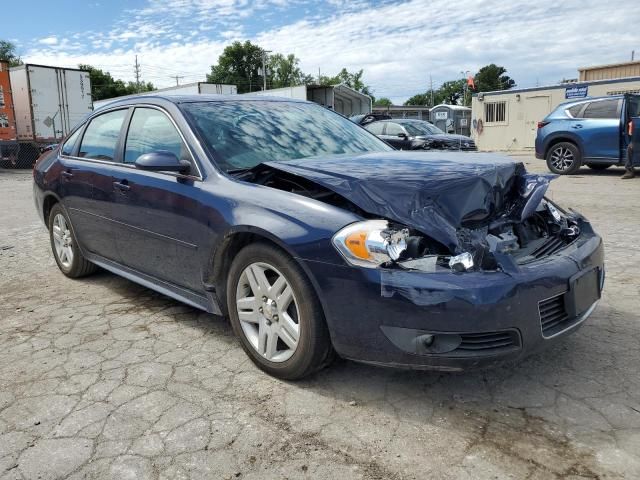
[429,75,434,107]
[261,50,272,91]
[318,68,321,84]
[171,75,184,86]
[134,55,141,92]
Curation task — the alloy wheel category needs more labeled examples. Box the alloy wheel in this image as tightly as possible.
[550,146,574,171]
[52,213,74,269]
[235,262,300,362]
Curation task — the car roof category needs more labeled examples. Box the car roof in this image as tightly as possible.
[555,94,627,109]
[94,94,309,111]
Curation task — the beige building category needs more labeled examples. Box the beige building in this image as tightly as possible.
[471,76,640,152]
[579,60,640,81]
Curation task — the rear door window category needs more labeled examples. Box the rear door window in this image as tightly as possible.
[582,100,620,119]
[78,110,127,161]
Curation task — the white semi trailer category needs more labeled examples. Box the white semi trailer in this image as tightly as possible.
[0,64,93,168]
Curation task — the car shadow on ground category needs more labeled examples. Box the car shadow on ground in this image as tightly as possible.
[92,267,618,410]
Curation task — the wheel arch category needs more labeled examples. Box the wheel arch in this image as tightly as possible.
[206,226,330,320]
[42,192,62,230]
[544,135,583,160]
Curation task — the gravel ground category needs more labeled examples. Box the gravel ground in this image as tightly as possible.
[0,158,639,479]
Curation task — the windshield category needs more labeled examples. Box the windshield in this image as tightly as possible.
[403,122,444,136]
[181,100,392,172]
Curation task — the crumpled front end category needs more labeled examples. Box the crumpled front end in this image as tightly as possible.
[240,152,604,369]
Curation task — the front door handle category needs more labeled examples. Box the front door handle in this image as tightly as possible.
[113,181,130,192]
[571,124,583,129]
[61,171,73,180]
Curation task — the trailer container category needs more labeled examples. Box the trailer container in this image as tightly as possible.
[0,64,92,167]
[0,61,19,165]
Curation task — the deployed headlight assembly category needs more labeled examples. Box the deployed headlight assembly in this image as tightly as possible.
[332,220,408,268]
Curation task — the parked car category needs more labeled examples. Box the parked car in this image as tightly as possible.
[33,95,604,379]
[349,112,391,126]
[536,94,640,174]
[365,119,477,151]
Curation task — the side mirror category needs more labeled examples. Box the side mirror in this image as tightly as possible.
[397,132,408,138]
[134,151,190,173]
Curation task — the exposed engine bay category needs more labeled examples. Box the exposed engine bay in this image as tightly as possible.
[238,157,583,274]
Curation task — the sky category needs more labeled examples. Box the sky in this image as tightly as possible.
[3,0,639,103]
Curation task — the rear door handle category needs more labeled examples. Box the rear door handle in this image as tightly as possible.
[61,171,73,179]
[571,124,583,129]
[113,181,130,192]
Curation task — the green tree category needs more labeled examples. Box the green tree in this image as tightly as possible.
[374,97,393,107]
[438,79,466,105]
[318,68,374,101]
[405,79,470,107]
[79,64,154,101]
[207,41,265,93]
[404,92,435,106]
[473,64,515,92]
[268,53,308,88]
[0,40,23,67]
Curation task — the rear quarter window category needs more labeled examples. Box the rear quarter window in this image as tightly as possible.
[567,104,584,118]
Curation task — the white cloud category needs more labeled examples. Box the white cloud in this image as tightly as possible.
[38,36,58,45]
[23,0,640,102]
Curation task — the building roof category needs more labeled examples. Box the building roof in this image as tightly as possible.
[472,76,640,98]
[578,60,640,73]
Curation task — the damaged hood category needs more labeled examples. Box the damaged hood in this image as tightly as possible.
[263,152,531,252]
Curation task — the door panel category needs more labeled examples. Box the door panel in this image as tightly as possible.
[58,157,119,260]
[111,168,204,291]
[578,99,622,161]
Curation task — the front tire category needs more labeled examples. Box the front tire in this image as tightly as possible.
[546,142,581,175]
[48,203,97,278]
[227,242,333,380]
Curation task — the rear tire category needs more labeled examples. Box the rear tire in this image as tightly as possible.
[48,203,98,278]
[546,142,581,175]
[587,164,611,171]
[226,242,333,380]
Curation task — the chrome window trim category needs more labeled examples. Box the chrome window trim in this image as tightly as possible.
[60,103,205,182]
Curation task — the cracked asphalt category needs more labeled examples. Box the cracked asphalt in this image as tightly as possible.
[1,157,639,479]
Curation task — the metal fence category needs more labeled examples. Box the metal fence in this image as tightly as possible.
[0,142,48,169]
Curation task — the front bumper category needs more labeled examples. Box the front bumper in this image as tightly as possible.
[304,228,604,371]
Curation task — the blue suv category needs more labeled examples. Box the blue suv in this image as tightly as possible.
[536,94,640,174]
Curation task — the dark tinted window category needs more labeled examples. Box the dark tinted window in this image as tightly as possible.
[78,110,127,161]
[124,108,188,164]
[61,128,82,156]
[567,104,584,118]
[182,100,391,172]
[627,97,640,118]
[365,122,385,135]
[582,100,619,119]
[385,123,405,136]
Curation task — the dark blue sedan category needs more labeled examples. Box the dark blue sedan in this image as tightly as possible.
[33,95,605,379]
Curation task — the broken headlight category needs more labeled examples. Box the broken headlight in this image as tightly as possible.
[332,220,409,268]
